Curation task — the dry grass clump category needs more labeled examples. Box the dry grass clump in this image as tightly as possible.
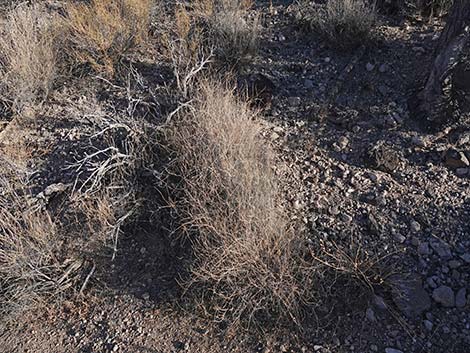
[166,0,259,71]
[300,0,377,50]
[0,171,71,316]
[209,0,260,65]
[170,81,309,328]
[65,0,152,75]
[0,4,59,113]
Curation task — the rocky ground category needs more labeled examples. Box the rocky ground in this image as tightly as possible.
[1,1,470,353]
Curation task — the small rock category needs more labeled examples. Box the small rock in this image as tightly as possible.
[394,233,406,243]
[338,136,349,149]
[366,307,376,322]
[427,276,438,289]
[460,253,470,263]
[304,79,314,89]
[448,260,461,269]
[366,63,375,71]
[324,57,331,63]
[379,63,389,73]
[288,96,301,107]
[412,46,425,54]
[418,242,431,256]
[456,168,468,176]
[339,213,352,223]
[430,241,452,259]
[444,148,469,169]
[424,320,433,331]
[378,85,389,96]
[432,286,455,307]
[456,288,466,308]
[385,348,404,353]
[391,274,431,317]
[410,220,421,233]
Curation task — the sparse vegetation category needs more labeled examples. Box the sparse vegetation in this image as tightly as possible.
[209,0,260,65]
[0,0,469,351]
[299,0,377,50]
[65,0,152,75]
[0,168,66,316]
[169,82,309,328]
[0,4,59,113]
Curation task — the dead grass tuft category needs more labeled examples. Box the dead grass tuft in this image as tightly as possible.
[299,0,376,50]
[0,169,73,317]
[0,4,59,113]
[65,0,152,75]
[209,0,260,65]
[169,81,309,329]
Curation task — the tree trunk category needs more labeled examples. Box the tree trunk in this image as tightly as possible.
[413,0,470,129]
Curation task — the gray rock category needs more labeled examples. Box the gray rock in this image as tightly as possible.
[366,63,375,71]
[288,96,301,107]
[304,79,314,89]
[456,168,469,176]
[366,307,376,322]
[379,63,389,73]
[339,213,352,223]
[394,233,406,243]
[378,85,389,96]
[427,276,438,289]
[460,253,470,263]
[444,148,469,169]
[432,286,455,307]
[418,242,431,255]
[456,288,467,308]
[410,220,421,233]
[430,241,452,259]
[448,260,461,269]
[391,274,431,317]
[385,348,404,353]
[424,319,433,331]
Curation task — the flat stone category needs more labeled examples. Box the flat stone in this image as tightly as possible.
[385,348,404,353]
[391,274,431,317]
[432,286,455,307]
[366,63,375,71]
[304,79,314,89]
[424,320,433,331]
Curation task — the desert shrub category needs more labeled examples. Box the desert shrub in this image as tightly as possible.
[65,0,152,75]
[0,4,59,113]
[165,0,259,72]
[169,81,310,329]
[299,0,377,50]
[209,0,260,65]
